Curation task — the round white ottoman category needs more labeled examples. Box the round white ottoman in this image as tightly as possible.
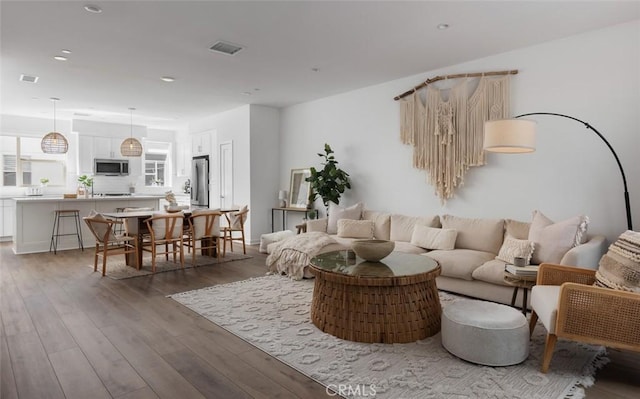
[259,230,295,253]
[441,300,529,366]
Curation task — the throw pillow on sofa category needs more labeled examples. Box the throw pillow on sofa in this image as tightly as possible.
[410,225,457,250]
[337,219,374,239]
[496,236,535,264]
[595,230,640,292]
[528,210,589,264]
[327,202,363,235]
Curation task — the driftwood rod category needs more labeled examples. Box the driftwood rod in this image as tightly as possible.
[393,69,519,101]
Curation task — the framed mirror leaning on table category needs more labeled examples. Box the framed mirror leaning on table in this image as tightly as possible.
[288,168,311,209]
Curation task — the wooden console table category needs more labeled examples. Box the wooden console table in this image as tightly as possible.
[271,207,308,232]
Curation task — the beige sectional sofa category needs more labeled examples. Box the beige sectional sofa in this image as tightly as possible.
[305,208,607,307]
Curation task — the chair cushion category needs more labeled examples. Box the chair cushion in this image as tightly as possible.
[440,215,504,254]
[426,249,496,280]
[410,225,457,250]
[595,230,640,292]
[337,219,374,239]
[531,285,561,334]
[191,209,221,239]
[389,214,440,242]
[228,206,248,229]
[327,202,363,235]
[496,236,535,264]
[528,210,589,264]
[151,212,184,240]
[86,210,112,242]
[260,230,295,254]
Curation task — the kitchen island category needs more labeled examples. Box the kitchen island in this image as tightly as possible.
[12,195,162,254]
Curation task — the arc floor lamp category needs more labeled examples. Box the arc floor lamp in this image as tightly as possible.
[484,112,633,230]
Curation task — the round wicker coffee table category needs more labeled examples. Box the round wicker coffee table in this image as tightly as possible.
[309,250,441,344]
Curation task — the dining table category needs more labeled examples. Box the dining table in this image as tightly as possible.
[102,208,238,268]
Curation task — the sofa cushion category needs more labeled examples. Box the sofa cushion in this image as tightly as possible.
[472,259,509,285]
[440,215,504,254]
[393,241,428,255]
[337,219,374,239]
[426,249,496,280]
[327,202,363,235]
[496,236,535,264]
[362,210,391,240]
[306,218,327,233]
[410,225,457,250]
[505,218,531,240]
[389,214,440,242]
[528,210,589,264]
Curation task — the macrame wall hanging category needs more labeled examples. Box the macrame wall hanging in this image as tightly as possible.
[395,70,518,202]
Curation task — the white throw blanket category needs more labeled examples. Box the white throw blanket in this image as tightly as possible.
[266,232,337,280]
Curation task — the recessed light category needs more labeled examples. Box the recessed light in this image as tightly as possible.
[61,49,72,54]
[53,55,68,61]
[84,5,102,13]
[437,23,450,30]
[311,68,320,72]
[241,92,252,96]
[161,76,175,82]
[254,88,260,91]
[50,97,60,101]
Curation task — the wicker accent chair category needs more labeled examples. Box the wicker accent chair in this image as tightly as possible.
[84,215,138,276]
[222,206,249,255]
[141,213,185,272]
[184,210,222,264]
[529,263,640,373]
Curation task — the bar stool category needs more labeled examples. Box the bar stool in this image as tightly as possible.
[49,209,84,254]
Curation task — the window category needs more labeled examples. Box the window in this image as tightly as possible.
[1,136,66,187]
[143,141,171,186]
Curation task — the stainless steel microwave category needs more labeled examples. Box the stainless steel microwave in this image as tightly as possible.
[94,159,129,175]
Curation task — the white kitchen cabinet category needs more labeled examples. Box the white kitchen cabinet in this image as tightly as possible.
[0,199,15,241]
[94,136,125,159]
[192,131,211,156]
[78,136,94,173]
[175,139,191,177]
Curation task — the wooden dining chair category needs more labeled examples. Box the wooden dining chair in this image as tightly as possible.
[141,212,185,272]
[185,209,222,264]
[223,206,249,256]
[84,213,139,276]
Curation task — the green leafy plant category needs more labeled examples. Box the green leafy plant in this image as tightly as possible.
[39,177,49,185]
[77,174,93,188]
[305,143,351,214]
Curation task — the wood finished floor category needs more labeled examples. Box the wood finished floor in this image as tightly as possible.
[1,242,639,399]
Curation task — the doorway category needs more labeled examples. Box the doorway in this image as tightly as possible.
[219,141,233,209]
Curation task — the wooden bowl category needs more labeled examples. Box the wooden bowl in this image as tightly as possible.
[351,239,395,262]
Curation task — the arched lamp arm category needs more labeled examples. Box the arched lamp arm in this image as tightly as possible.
[514,112,632,230]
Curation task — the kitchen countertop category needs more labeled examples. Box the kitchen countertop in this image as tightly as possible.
[12,195,164,202]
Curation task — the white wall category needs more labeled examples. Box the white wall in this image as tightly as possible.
[250,105,281,238]
[280,20,640,242]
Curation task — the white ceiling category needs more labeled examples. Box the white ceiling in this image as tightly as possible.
[2,1,639,131]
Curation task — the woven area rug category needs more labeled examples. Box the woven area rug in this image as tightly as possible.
[170,275,608,399]
[88,252,251,279]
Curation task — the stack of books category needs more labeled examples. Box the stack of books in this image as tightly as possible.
[505,264,539,276]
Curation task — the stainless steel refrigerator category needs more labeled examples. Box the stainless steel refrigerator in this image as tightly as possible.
[191,155,209,208]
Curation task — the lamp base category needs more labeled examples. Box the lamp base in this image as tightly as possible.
[279,199,286,208]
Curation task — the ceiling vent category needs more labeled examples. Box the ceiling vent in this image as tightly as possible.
[209,41,244,56]
[19,74,39,83]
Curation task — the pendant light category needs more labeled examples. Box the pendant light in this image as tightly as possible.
[41,97,69,154]
[120,107,143,157]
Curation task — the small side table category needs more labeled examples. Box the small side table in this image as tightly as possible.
[503,270,537,316]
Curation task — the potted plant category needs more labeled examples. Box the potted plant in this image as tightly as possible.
[77,175,94,198]
[305,143,351,216]
[39,177,49,187]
